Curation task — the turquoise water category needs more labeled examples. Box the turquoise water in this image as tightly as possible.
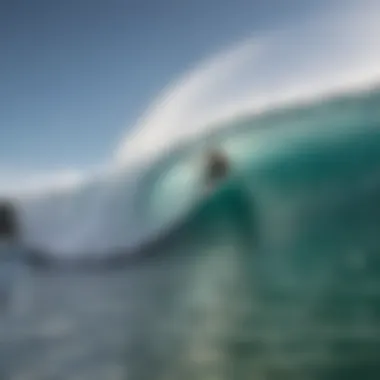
[133,88,380,379]
[2,88,380,379]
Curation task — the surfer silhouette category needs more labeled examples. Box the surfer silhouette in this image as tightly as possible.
[0,199,20,313]
[0,200,18,241]
[204,148,230,191]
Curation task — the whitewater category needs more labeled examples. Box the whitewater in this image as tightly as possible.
[1,1,380,379]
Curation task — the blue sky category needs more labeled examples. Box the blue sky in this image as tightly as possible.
[0,0,323,172]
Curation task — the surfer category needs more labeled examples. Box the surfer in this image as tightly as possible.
[0,199,20,313]
[204,148,230,191]
[0,200,18,241]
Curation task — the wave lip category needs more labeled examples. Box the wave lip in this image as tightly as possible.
[116,0,380,167]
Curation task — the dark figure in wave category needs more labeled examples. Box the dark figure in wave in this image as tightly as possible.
[204,148,230,192]
[0,199,21,313]
[0,200,18,241]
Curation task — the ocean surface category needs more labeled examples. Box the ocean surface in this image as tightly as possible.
[1,88,380,379]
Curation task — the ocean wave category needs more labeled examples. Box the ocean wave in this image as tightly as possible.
[5,0,380,258]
